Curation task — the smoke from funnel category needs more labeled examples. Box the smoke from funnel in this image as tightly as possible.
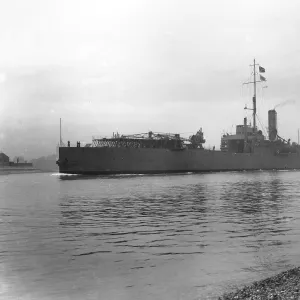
[274,99,296,109]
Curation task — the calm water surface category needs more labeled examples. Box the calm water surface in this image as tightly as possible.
[1,171,300,299]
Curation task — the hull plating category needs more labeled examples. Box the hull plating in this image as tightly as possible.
[58,147,300,174]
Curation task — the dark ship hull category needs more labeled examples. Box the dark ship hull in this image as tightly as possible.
[57,146,300,175]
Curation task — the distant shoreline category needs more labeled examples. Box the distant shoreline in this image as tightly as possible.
[219,267,300,299]
[0,168,57,175]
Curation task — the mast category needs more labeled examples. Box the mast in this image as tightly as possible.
[60,118,62,147]
[253,59,257,132]
[244,59,264,133]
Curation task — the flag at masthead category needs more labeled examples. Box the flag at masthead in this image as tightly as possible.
[260,75,266,81]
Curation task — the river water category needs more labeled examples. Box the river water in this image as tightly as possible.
[1,171,300,299]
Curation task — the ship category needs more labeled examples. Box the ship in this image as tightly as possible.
[56,60,300,174]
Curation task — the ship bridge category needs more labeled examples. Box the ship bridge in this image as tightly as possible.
[221,123,265,153]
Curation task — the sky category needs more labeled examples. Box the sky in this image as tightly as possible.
[0,0,300,159]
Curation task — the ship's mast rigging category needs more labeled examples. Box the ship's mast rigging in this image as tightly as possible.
[59,118,65,147]
[252,59,257,132]
[243,59,266,133]
[60,118,62,146]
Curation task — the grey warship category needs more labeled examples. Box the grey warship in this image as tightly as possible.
[57,60,300,174]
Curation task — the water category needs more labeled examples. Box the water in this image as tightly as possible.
[1,171,300,300]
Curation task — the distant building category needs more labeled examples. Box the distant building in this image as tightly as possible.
[0,152,10,166]
[0,153,33,168]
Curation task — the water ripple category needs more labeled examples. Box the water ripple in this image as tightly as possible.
[0,171,300,300]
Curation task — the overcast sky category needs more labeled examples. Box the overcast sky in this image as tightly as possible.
[0,0,300,159]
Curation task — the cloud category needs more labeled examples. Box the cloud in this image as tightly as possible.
[0,73,6,83]
[245,35,253,44]
[81,74,113,86]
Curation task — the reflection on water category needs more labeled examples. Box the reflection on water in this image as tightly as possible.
[1,171,300,299]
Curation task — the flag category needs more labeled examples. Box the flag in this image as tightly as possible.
[259,66,265,73]
[260,75,266,81]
